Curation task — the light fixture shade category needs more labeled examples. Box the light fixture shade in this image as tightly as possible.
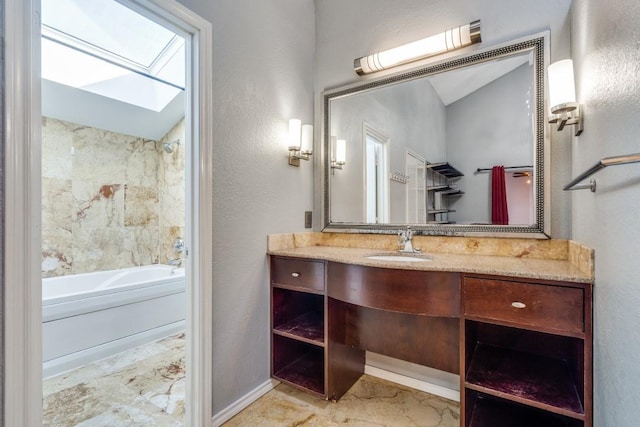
[548,59,577,113]
[288,119,301,148]
[301,124,313,152]
[336,139,346,164]
[354,20,481,75]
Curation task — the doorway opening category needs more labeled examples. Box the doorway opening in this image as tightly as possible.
[364,124,390,224]
[40,0,189,423]
[3,0,213,425]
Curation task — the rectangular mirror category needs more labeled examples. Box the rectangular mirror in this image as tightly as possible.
[323,33,549,238]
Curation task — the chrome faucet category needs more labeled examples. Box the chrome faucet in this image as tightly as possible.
[167,258,182,267]
[398,226,421,253]
[168,238,185,272]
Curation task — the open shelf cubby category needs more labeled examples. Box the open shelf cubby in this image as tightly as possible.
[465,321,585,420]
[272,287,324,346]
[272,334,324,396]
[466,391,583,427]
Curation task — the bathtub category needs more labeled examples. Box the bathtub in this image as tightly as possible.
[43,264,186,378]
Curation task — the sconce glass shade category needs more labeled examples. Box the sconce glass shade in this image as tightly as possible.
[336,139,346,164]
[548,59,577,114]
[288,119,312,166]
[301,124,313,153]
[288,119,301,148]
[354,20,481,75]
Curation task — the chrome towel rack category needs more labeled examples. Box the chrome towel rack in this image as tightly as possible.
[564,152,640,192]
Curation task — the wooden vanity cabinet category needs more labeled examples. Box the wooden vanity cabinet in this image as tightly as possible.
[270,256,365,399]
[270,255,593,426]
[461,275,592,427]
[270,256,327,397]
[327,262,461,375]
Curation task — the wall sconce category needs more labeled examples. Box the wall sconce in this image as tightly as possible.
[331,137,346,174]
[548,59,583,136]
[354,20,481,75]
[288,119,313,166]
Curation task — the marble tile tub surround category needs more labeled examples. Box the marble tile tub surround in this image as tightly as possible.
[268,232,595,281]
[41,117,185,278]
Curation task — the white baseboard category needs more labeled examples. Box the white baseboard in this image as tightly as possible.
[365,365,460,402]
[212,379,280,427]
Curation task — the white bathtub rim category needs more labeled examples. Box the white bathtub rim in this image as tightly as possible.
[96,266,185,291]
[43,321,185,379]
[43,265,185,307]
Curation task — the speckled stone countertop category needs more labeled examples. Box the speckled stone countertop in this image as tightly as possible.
[267,233,594,284]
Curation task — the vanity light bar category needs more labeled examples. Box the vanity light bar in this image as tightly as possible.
[354,20,481,76]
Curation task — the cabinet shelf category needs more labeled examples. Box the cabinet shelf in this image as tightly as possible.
[467,392,582,427]
[273,351,325,396]
[466,343,584,419]
[427,209,456,214]
[273,311,324,346]
[272,282,324,295]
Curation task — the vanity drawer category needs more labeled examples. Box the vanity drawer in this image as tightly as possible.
[463,277,584,336]
[271,257,325,292]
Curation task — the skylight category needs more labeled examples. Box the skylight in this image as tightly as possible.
[41,0,185,112]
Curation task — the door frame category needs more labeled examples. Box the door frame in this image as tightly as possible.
[363,123,390,224]
[3,0,214,425]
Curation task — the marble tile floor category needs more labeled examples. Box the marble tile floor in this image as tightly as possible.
[223,375,460,427]
[43,333,458,426]
[43,332,186,426]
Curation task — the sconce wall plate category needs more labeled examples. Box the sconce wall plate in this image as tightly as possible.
[354,20,481,75]
[549,104,584,136]
[289,148,312,166]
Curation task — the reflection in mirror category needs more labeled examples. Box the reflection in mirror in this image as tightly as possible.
[323,35,548,237]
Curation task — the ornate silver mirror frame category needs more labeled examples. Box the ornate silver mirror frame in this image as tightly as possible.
[322,33,550,238]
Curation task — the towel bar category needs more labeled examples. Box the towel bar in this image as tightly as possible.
[564,153,640,192]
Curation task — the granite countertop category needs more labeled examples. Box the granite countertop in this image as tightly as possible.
[268,246,593,284]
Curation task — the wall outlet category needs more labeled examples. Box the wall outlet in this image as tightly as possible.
[304,211,312,228]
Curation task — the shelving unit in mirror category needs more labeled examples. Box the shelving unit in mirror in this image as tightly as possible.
[426,162,464,224]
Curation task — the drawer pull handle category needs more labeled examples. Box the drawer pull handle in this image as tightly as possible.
[291,272,301,278]
[511,302,526,309]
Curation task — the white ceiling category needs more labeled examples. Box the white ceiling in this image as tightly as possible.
[41,0,185,140]
[429,53,532,106]
[42,79,185,141]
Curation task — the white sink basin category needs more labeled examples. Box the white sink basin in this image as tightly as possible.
[366,254,433,262]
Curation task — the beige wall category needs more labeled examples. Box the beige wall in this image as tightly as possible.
[41,117,185,277]
[571,0,640,424]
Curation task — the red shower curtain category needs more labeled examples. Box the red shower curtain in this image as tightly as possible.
[491,166,509,225]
